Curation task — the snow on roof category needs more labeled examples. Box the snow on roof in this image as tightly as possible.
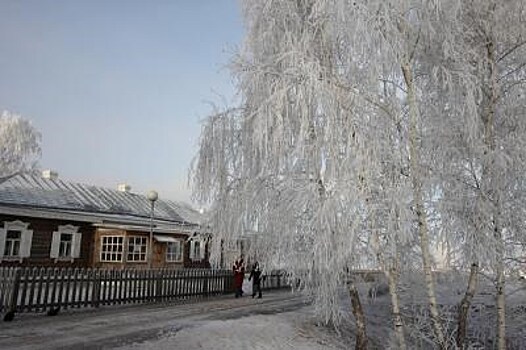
[0,172,202,226]
[165,200,204,225]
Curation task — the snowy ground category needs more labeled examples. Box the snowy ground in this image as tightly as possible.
[343,273,526,349]
[1,274,524,350]
[0,290,345,350]
[114,307,346,350]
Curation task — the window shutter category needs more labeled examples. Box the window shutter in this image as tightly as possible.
[176,241,182,261]
[50,231,60,258]
[0,228,6,258]
[199,241,205,260]
[72,232,82,258]
[20,230,33,258]
[189,241,195,260]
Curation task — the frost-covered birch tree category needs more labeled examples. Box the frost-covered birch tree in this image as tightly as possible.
[336,1,463,347]
[193,2,378,347]
[0,110,41,181]
[192,0,524,348]
[429,1,526,348]
[459,5,526,348]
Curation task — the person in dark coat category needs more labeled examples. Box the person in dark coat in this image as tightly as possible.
[233,257,245,298]
[249,261,263,298]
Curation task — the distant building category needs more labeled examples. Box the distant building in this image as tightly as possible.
[0,171,209,269]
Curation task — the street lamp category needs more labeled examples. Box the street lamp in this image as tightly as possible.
[147,190,158,269]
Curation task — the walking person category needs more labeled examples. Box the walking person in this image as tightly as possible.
[249,261,263,298]
[233,256,245,298]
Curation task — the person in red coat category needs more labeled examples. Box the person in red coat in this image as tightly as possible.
[233,256,245,298]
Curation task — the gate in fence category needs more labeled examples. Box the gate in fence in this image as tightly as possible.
[0,267,287,320]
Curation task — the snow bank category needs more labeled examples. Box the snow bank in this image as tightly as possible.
[115,308,344,350]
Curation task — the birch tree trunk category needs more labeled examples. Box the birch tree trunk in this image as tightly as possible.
[495,232,506,350]
[371,228,406,350]
[401,61,446,349]
[349,282,368,350]
[496,246,506,350]
[485,36,506,350]
[456,262,479,349]
[386,265,406,350]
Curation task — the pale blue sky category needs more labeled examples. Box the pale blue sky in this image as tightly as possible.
[0,0,243,203]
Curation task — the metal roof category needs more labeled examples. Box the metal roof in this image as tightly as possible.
[0,173,201,226]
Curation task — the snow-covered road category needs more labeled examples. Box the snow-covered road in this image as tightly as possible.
[0,290,344,350]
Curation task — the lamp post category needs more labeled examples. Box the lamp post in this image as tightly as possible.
[147,190,158,269]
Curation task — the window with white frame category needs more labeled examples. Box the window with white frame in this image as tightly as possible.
[59,233,73,257]
[127,236,147,262]
[100,236,124,262]
[5,230,21,257]
[50,225,82,260]
[166,240,183,262]
[0,221,33,260]
[189,239,206,261]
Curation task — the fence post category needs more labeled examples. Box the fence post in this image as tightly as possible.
[155,269,163,302]
[226,270,234,294]
[5,268,22,320]
[203,270,209,297]
[92,269,101,308]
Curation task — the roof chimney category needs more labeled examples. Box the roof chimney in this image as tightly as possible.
[117,183,131,193]
[42,169,58,180]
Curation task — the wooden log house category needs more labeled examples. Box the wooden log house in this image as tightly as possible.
[0,171,210,269]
